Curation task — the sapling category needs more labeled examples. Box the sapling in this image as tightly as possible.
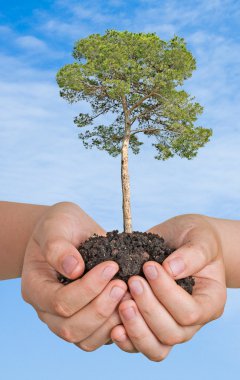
[57,30,212,293]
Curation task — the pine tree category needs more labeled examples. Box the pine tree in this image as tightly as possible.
[57,30,212,232]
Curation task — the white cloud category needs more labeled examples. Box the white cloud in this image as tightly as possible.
[42,18,88,38]
[142,23,176,36]
[130,0,239,43]
[16,35,47,50]
[1,42,240,232]
[1,0,240,232]
[70,3,113,23]
[38,0,115,39]
[0,25,53,60]
[0,25,13,35]
[187,31,225,46]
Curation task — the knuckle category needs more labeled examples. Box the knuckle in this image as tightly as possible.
[148,352,167,362]
[58,324,75,343]
[161,331,185,346]
[181,309,201,326]
[82,282,98,300]
[94,302,110,321]
[77,342,98,352]
[52,298,72,317]
[44,238,62,263]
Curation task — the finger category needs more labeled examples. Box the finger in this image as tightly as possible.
[128,276,198,345]
[76,311,122,352]
[41,237,85,280]
[143,262,201,325]
[111,324,138,353]
[33,204,106,280]
[119,300,172,362]
[109,291,138,353]
[121,290,133,302]
[143,261,224,326]
[190,273,226,324]
[39,279,127,343]
[52,261,121,317]
[162,226,219,280]
[26,260,119,316]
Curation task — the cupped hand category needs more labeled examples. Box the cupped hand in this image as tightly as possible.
[21,202,127,351]
[111,214,227,361]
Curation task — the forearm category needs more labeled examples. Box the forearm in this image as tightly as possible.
[206,216,240,288]
[0,201,48,280]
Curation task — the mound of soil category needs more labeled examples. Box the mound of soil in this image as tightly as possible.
[59,230,195,294]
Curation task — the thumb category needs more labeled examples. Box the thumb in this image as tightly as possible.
[162,242,213,280]
[42,238,85,279]
[32,208,86,279]
[42,238,85,280]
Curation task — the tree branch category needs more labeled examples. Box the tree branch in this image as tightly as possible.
[131,103,163,125]
[128,91,154,114]
[91,106,113,120]
[131,127,160,135]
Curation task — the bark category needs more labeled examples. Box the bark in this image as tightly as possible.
[121,136,132,233]
[121,96,132,233]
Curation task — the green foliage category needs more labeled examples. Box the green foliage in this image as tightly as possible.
[56,29,211,159]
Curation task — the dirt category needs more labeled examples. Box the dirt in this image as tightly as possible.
[59,230,195,294]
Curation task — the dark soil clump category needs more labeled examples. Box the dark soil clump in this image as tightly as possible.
[59,230,195,294]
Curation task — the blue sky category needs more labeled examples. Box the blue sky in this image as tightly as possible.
[1,0,240,378]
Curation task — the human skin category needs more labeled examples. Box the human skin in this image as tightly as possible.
[21,202,128,351]
[0,201,48,279]
[0,201,127,350]
[20,208,235,358]
[206,217,240,288]
[0,202,239,359]
[111,214,229,361]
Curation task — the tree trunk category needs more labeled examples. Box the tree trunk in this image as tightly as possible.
[121,136,132,233]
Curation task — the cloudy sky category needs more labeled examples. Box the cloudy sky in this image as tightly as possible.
[1,0,240,378]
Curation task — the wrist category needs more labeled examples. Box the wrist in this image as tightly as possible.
[0,202,49,280]
[204,216,240,288]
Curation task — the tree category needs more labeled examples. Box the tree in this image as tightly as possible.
[56,30,212,233]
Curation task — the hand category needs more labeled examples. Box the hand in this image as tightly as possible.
[111,214,227,361]
[21,202,127,351]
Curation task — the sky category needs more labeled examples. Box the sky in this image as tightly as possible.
[1,0,240,378]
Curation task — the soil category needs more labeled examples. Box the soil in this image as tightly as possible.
[59,230,195,294]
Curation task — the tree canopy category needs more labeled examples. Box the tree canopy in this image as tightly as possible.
[56,29,212,160]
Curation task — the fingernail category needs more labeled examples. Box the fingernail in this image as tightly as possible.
[144,265,158,280]
[102,265,117,280]
[129,280,143,295]
[121,307,136,321]
[167,258,185,276]
[110,286,125,300]
[62,255,79,275]
[114,334,127,343]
